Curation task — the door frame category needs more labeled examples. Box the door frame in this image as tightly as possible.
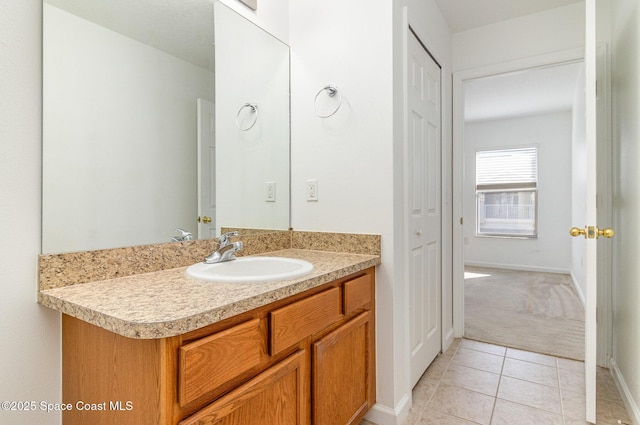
[452,47,613,366]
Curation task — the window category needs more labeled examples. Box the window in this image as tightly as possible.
[475,147,538,237]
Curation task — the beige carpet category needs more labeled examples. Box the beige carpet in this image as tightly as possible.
[464,267,585,360]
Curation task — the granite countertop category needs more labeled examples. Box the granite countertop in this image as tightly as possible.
[38,249,380,339]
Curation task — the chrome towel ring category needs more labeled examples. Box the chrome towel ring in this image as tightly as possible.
[236,103,258,131]
[314,85,342,118]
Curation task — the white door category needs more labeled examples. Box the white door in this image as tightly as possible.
[407,29,442,388]
[576,1,615,421]
[197,98,216,239]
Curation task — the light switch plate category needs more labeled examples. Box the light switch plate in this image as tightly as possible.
[265,181,276,202]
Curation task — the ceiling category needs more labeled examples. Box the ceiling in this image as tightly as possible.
[464,61,583,122]
[433,0,582,33]
[45,0,215,71]
[432,0,585,122]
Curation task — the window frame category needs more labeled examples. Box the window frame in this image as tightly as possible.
[474,147,538,239]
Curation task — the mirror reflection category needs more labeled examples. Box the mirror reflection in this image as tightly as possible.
[42,0,290,254]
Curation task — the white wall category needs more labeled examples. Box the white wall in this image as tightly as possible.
[0,1,62,424]
[43,4,213,253]
[463,112,573,273]
[611,0,640,421]
[291,1,452,424]
[289,1,397,421]
[453,2,585,72]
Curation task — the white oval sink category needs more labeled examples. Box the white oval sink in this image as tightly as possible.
[186,256,314,283]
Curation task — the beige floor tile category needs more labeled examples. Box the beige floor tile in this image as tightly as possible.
[561,389,586,420]
[506,348,557,367]
[559,366,586,393]
[414,377,440,406]
[557,357,584,372]
[422,353,452,381]
[419,408,484,425]
[563,418,590,425]
[406,377,440,424]
[462,339,507,356]
[597,396,633,424]
[405,402,427,425]
[452,347,504,374]
[597,367,623,402]
[443,363,500,396]
[407,339,633,425]
[428,384,495,425]
[548,383,633,425]
[497,376,562,414]
[449,338,463,350]
[491,399,563,425]
[501,357,559,388]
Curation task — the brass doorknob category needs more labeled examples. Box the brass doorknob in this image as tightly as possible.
[197,216,212,224]
[569,227,586,238]
[598,227,615,238]
[570,226,615,239]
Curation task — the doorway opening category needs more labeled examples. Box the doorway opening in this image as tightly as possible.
[459,61,586,360]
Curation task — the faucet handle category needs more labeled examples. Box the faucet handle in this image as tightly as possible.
[172,228,193,241]
[217,231,239,247]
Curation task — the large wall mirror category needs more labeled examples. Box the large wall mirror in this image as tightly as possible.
[42,0,290,254]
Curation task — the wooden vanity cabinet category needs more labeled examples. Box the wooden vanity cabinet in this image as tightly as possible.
[62,267,375,425]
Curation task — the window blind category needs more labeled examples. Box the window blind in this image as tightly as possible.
[476,147,538,189]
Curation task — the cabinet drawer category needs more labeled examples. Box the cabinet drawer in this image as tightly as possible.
[343,273,372,315]
[179,350,307,425]
[270,287,342,356]
[179,318,266,406]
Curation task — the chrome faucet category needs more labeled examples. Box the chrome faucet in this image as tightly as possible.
[204,231,243,264]
[172,228,193,242]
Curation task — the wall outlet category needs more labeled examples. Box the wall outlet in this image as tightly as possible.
[265,181,276,202]
[306,179,318,201]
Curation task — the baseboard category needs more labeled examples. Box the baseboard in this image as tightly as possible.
[464,261,571,275]
[570,271,586,307]
[364,393,411,425]
[611,358,640,425]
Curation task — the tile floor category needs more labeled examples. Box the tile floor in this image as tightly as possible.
[361,338,633,425]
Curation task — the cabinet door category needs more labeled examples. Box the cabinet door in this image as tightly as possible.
[312,312,374,425]
[179,350,307,425]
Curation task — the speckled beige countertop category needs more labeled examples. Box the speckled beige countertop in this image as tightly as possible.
[38,249,380,339]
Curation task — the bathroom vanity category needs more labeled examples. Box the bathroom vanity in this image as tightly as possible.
[40,248,379,425]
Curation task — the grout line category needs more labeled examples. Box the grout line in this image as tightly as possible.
[423,340,593,425]
[557,358,567,425]
[487,349,508,425]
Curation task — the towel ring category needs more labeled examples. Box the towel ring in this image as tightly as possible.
[314,85,342,118]
[236,103,258,131]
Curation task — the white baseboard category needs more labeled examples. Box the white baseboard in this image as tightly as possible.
[464,261,571,275]
[611,358,640,425]
[570,271,586,307]
[364,393,411,425]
